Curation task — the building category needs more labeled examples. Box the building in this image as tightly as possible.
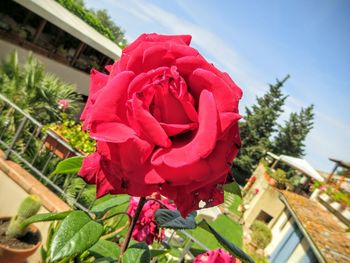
[0,0,122,95]
[243,158,350,262]
[266,191,350,263]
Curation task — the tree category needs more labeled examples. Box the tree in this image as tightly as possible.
[91,9,128,47]
[272,105,314,157]
[232,75,289,184]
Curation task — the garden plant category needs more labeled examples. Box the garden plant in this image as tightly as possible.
[1,33,255,262]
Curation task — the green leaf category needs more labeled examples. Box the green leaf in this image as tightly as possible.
[122,242,150,263]
[88,240,119,259]
[91,194,130,218]
[51,156,83,175]
[21,211,71,229]
[154,210,197,229]
[50,211,103,262]
[150,249,169,257]
[224,181,242,197]
[198,220,254,263]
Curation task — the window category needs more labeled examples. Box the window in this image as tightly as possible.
[255,210,273,224]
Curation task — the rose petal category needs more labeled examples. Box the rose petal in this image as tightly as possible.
[151,90,218,167]
[154,158,210,185]
[81,69,108,122]
[90,122,137,143]
[89,71,135,125]
[144,169,165,184]
[130,94,171,148]
[160,122,197,137]
[142,45,173,72]
[175,55,209,78]
[78,152,101,184]
[218,112,241,138]
[128,67,168,98]
[152,79,191,124]
[189,68,239,112]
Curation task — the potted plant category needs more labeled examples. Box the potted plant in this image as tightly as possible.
[0,195,42,263]
[44,114,95,159]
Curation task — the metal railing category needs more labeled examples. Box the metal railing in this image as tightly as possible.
[0,93,89,212]
[0,92,210,260]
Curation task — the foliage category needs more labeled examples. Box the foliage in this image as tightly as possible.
[55,0,127,47]
[15,157,252,262]
[47,114,96,154]
[270,168,289,186]
[189,215,243,250]
[233,76,289,184]
[232,76,315,185]
[0,51,81,124]
[321,186,350,208]
[244,245,269,263]
[154,210,197,230]
[198,220,254,263]
[224,191,242,216]
[272,105,314,158]
[250,221,272,249]
[91,9,128,47]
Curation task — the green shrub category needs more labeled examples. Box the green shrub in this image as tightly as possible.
[55,0,128,47]
[250,221,272,249]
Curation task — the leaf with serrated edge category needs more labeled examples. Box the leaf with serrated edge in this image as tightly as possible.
[50,211,103,261]
[198,220,254,263]
[154,210,196,229]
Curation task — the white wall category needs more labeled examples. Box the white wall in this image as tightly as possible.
[243,165,285,228]
[265,210,294,256]
[265,209,311,262]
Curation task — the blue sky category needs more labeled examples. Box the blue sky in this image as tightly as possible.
[86,0,350,172]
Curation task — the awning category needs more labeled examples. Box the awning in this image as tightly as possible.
[279,155,324,182]
[15,0,122,60]
[267,152,324,181]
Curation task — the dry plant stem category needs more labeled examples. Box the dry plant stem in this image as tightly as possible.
[119,196,147,260]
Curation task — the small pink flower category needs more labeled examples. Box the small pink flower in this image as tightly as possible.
[254,188,259,194]
[194,249,236,263]
[58,99,69,110]
[319,185,327,191]
[127,195,176,245]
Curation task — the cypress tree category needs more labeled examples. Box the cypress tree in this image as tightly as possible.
[272,105,314,157]
[232,75,289,184]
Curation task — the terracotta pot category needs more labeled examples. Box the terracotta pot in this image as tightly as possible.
[268,178,277,187]
[44,129,76,159]
[0,217,42,263]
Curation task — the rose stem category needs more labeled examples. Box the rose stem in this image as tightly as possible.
[119,196,147,260]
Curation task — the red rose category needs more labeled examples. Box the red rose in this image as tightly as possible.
[127,195,176,245]
[79,33,242,216]
[194,249,236,263]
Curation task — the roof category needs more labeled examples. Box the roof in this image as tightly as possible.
[329,158,350,170]
[268,152,324,182]
[14,0,122,60]
[281,191,350,263]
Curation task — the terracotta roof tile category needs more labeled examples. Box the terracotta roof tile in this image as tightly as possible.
[281,191,350,263]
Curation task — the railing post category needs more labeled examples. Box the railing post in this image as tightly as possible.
[177,238,194,263]
[5,117,27,159]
